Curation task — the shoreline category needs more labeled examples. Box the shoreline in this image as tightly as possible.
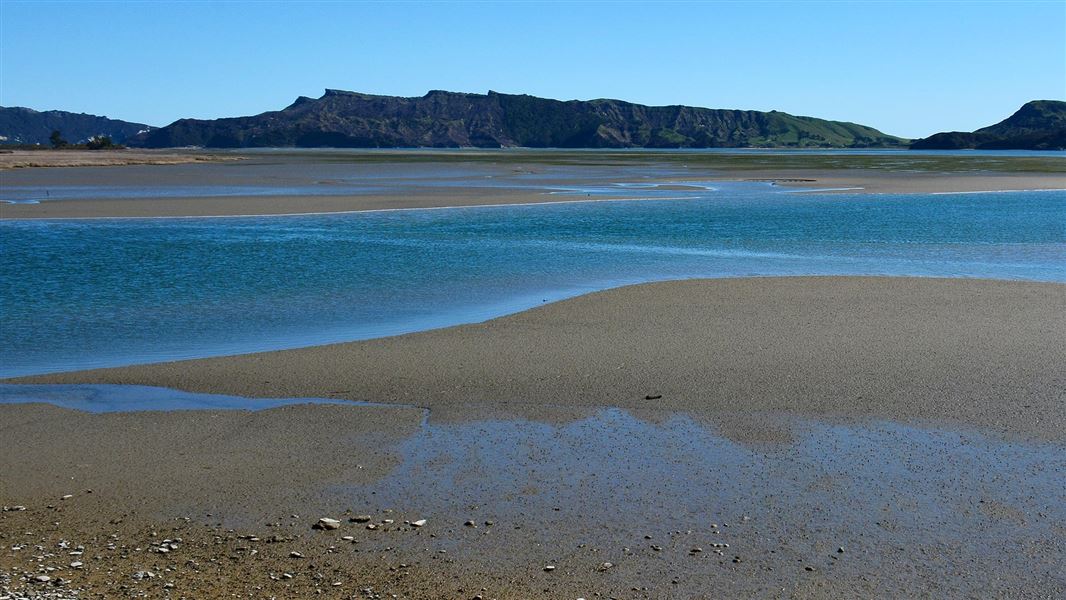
[2,152,1063,219]
[12,276,1065,440]
[0,148,242,170]
[3,275,1064,598]
[3,273,1062,380]
[0,192,662,221]
[3,177,1063,220]
[5,184,1066,222]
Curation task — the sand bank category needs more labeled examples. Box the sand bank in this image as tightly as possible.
[0,189,631,219]
[753,169,1066,194]
[2,149,1062,219]
[0,149,240,170]
[17,276,1066,439]
[3,277,1064,598]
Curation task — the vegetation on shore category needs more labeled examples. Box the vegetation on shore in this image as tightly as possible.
[44,130,124,150]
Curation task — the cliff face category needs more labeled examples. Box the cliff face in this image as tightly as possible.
[0,107,152,145]
[134,89,906,149]
[912,101,1066,150]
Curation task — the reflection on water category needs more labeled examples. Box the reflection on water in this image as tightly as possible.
[356,407,1065,535]
[2,376,1061,594]
[348,406,1065,594]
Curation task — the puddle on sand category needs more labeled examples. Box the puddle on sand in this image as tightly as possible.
[338,407,1065,595]
[2,384,1062,594]
[0,383,355,413]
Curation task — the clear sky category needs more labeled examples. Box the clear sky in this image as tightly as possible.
[2,1,1064,139]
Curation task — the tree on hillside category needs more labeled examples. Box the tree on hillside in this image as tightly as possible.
[86,135,114,150]
[49,130,68,148]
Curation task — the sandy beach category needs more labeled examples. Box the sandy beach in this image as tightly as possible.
[3,277,1065,598]
[2,150,1062,219]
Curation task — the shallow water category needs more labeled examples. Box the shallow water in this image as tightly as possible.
[341,407,1065,595]
[0,383,350,412]
[2,184,1064,376]
[355,406,1066,538]
[1,372,1061,594]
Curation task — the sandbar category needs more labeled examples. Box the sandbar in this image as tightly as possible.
[2,150,1062,219]
[3,276,1065,598]
[18,276,1065,440]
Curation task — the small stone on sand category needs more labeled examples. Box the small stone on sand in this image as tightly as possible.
[314,518,341,530]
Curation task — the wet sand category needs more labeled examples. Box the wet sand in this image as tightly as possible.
[0,189,626,219]
[20,276,1066,440]
[2,150,1062,219]
[746,169,1066,194]
[2,277,1065,598]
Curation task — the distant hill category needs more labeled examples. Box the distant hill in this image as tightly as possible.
[911,101,1066,150]
[0,107,153,146]
[133,89,906,149]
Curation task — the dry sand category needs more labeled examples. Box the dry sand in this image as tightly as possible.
[0,149,239,170]
[3,277,1065,598]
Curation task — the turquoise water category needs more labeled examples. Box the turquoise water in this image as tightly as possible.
[2,184,1064,377]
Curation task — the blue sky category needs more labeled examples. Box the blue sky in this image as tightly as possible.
[2,1,1063,138]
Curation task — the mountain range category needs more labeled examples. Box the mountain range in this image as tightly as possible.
[130,89,907,149]
[0,107,152,146]
[910,100,1066,150]
[3,92,1063,150]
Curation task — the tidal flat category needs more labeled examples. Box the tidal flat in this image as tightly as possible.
[1,148,1063,218]
[1,150,1064,598]
[3,277,1065,598]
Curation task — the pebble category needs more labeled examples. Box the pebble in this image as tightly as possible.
[464,520,476,527]
[543,565,555,572]
[314,518,341,530]
[411,519,427,527]
[69,561,83,569]
[651,545,662,551]
[366,524,377,530]
[33,575,50,583]
[289,551,304,558]
[351,515,372,523]
[599,562,613,571]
